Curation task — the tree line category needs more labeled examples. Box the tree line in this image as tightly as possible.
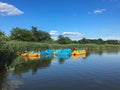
[0,26,120,44]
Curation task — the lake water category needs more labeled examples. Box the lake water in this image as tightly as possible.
[1,50,120,90]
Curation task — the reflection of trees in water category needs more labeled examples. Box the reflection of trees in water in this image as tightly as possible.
[2,78,23,90]
[57,55,70,64]
[59,59,65,64]
[86,49,120,58]
[11,56,52,75]
[104,49,120,54]
[57,55,87,63]
[0,72,7,90]
[0,72,23,90]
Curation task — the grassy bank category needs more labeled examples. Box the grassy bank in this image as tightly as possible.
[2,41,120,52]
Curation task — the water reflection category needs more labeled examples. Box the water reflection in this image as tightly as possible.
[86,49,120,58]
[0,72,23,90]
[1,49,120,90]
[2,77,23,90]
[57,55,71,60]
[56,55,70,64]
[11,57,52,75]
[23,57,40,61]
[72,54,86,59]
[96,49,119,54]
[10,49,120,75]
[0,72,6,90]
[11,54,87,75]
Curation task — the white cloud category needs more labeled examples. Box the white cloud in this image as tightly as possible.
[49,30,59,40]
[49,30,58,35]
[49,31,84,40]
[62,32,84,40]
[0,2,23,16]
[89,9,106,14]
[101,35,120,40]
[63,32,81,36]
[94,9,106,14]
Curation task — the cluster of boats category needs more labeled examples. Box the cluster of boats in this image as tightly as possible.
[21,48,86,57]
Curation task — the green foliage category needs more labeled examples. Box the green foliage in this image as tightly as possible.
[57,35,72,44]
[97,38,104,44]
[1,41,50,53]
[105,40,119,44]
[86,38,104,44]
[0,31,5,43]
[78,37,90,44]
[0,49,16,71]
[0,31,5,36]
[0,31,9,47]
[10,26,52,42]
[31,26,51,42]
[11,27,35,41]
[78,38,118,45]
[0,31,6,42]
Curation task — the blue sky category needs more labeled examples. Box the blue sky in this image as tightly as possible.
[0,0,120,40]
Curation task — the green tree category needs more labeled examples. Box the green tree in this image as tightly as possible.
[11,27,35,41]
[89,38,104,44]
[57,35,72,44]
[0,31,8,47]
[97,38,104,44]
[106,40,119,44]
[0,31,5,36]
[31,26,39,41]
[0,31,7,41]
[31,26,51,42]
[78,37,90,44]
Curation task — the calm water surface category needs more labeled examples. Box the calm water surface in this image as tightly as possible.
[1,50,120,90]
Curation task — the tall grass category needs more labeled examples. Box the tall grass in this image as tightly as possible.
[2,41,120,53]
[50,43,120,50]
[2,41,50,53]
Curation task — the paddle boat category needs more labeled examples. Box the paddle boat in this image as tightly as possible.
[72,54,86,59]
[21,53,28,57]
[28,51,40,57]
[46,49,55,55]
[21,51,40,57]
[72,49,86,55]
[40,50,46,55]
[21,50,28,57]
[55,49,72,55]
